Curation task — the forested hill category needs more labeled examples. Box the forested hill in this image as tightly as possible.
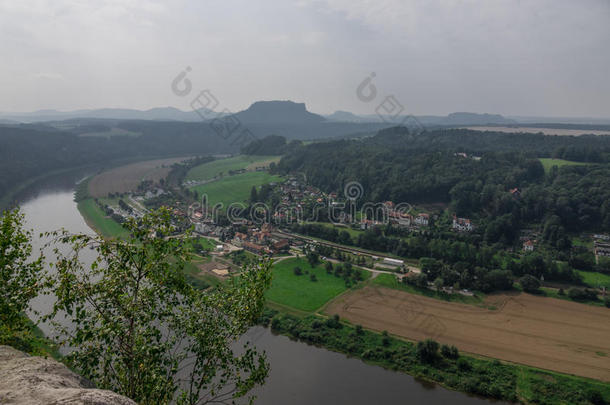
[370,127,610,160]
[0,124,235,205]
[275,127,610,235]
[0,116,389,206]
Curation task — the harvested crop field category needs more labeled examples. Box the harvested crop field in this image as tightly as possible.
[89,157,191,197]
[325,285,610,381]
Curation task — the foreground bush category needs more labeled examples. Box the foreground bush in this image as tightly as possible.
[46,209,272,404]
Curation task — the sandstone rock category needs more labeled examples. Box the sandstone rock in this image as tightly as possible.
[0,345,136,405]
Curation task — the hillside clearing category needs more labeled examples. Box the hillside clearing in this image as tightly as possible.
[186,155,279,182]
[190,172,282,207]
[538,158,590,173]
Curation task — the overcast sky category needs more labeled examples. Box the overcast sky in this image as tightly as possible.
[1,0,609,117]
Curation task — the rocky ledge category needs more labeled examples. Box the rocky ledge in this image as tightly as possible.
[0,345,135,405]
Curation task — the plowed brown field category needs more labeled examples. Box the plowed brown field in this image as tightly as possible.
[325,286,610,381]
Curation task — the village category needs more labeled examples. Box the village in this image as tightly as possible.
[91,173,610,287]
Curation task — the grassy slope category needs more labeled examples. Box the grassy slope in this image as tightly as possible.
[183,260,224,290]
[77,198,128,238]
[304,221,365,239]
[538,158,589,174]
[186,155,278,181]
[372,273,486,306]
[266,258,349,312]
[190,172,283,207]
[577,270,610,289]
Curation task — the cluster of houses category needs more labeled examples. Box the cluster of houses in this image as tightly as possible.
[232,223,291,255]
[454,152,482,161]
[373,201,431,230]
[452,214,474,232]
[277,178,331,208]
[272,180,477,234]
[594,239,610,259]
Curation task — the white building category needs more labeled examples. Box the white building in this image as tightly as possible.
[383,258,404,267]
[452,214,473,232]
[523,240,535,252]
[414,213,429,226]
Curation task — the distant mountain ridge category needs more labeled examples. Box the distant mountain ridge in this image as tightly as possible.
[7,101,604,127]
[325,110,516,126]
[324,110,370,123]
[230,100,325,124]
[0,107,214,123]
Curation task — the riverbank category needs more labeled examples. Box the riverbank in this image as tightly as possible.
[74,200,610,404]
[71,163,610,404]
[0,164,97,211]
[261,309,610,405]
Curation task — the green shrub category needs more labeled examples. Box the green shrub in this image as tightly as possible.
[441,344,459,359]
[588,390,606,405]
[568,287,598,301]
[416,339,440,364]
[457,357,472,371]
[519,274,541,293]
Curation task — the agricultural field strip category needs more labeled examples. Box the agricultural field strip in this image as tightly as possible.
[89,156,191,197]
[325,286,610,381]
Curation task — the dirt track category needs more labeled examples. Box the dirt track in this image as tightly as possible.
[325,286,610,381]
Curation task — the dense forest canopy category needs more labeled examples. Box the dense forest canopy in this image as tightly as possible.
[0,118,391,205]
[275,127,610,233]
[0,123,235,204]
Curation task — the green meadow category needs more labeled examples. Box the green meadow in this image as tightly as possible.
[186,155,279,181]
[538,158,590,174]
[576,270,610,289]
[266,258,352,312]
[77,198,128,238]
[190,171,282,207]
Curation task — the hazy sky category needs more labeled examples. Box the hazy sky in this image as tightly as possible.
[1,0,609,117]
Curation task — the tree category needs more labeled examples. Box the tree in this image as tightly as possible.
[47,209,272,404]
[325,261,333,274]
[0,209,45,351]
[293,266,303,276]
[441,344,459,359]
[415,273,428,289]
[381,330,390,347]
[306,252,319,267]
[310,274,317,282]
[249,186,258,203]
[519,274,541,293]
[457,357,471,371]
[433,277,444,292]
[483,269,513,292]
[567,287,598,302]
[416,339,440,364]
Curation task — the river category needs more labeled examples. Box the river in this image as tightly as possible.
[15,174,506,405]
